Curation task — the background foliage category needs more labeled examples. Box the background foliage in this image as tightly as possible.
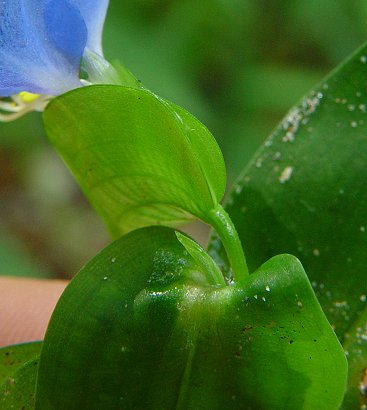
[1,0,367,279]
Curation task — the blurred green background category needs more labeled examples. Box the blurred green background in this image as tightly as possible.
[1,0,367,279]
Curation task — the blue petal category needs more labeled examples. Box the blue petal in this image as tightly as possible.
[72,0,109,55]
[0,67,36,95]
[0,0,88,96]
[44,0,88,67]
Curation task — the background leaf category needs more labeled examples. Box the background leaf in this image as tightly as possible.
[0,342,41,382]
[0,342,41,409]
[342,309,367,409]
[36,227,346,409]
[0,359,38,409]
[208,41,367,407]
[43,85,226,237]
[0,231,50,278]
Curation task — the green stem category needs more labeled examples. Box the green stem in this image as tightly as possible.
[207,204,249,285]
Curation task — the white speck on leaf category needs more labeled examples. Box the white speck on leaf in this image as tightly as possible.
[235,185,242,194]
[265,139,273,147]
[333,301,348,308]
[273,151,281,161]
[279,166,294,184]
[283,131,295,142]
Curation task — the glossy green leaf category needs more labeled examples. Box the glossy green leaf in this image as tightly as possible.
[36,227,346,409]
[208,42,367,406]
[0,342,41,409]
[43,85,226,237]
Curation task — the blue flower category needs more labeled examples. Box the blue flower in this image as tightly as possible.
[0,0,109,96]
[0,0,111,119]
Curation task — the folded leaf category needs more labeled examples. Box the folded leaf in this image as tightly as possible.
[36,227,346,409]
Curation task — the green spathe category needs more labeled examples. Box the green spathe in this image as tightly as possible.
[43,84,249,283]
[35,227,347,409]
[43,86,226,237]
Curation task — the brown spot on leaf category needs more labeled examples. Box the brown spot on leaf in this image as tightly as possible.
[242,325,253,332]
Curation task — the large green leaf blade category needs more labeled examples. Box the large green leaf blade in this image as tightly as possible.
[208,42,367,406]
[43,86,226,237]
[35,227,346,409]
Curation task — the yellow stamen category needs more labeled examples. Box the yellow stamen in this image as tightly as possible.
[0,93,52,122]
[19,91,40,103]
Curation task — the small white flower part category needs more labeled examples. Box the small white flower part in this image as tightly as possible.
[0,92,52,121]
